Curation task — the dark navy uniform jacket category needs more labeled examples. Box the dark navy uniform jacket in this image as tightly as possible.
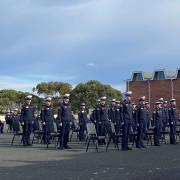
[108,105,116,123]
[168,108,177,125]
[115,106,123,125]
[78,111,88,126]
[99,105,109,122]
[135,104,147,125]
[41,106,54,123]
[20,105,35,124]
[153,109,163,129]
[91,105,101,124]
[58,103,72,124]
[163,108,169,125]
[12,115,21,132]
[122,99,133,124]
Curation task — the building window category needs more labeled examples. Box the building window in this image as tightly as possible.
[154,71,165,80]
[133,73,143,81]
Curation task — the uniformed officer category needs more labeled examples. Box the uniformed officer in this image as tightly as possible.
[20,95,35,146]
[145,102,152,129]
[162,101,169,131]
[114,100,123,134]
[97,97,111,137]
[12,108,20,133]
[58,94,72,149]
[90,99,102,136]
[5,110,13,133]
[121,91,133,151]
[41,97,54,144]
[135,96,147,148]
[108,99,116,124]
[78,103,88,141]
[153,101,163,146]
[168,99,177,145]
[132,103,137,133]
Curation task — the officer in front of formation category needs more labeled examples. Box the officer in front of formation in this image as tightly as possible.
[121,91,133,151]
[168,99,177,145]
[20,95,35,146]
[153,101,163,146]
[78,103,88,141]
[41,97,54,144]
[114,100,123,134]
[58,94,72,149]
[135,96,147,148]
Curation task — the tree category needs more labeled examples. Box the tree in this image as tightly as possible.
[70,80,122,111]
[0,90,41,113]
[33,82,72,97]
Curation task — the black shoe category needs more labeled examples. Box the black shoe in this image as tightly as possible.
[127,147,132,150]
[64,146,71,149]
[154,144,160,146]
[121,148,128,151]
[58,146,64,150]
[141,145,146,148]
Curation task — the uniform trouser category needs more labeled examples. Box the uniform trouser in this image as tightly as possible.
[115,123,121,134]
[23,123,32,145]
[136,123,145,147]
[101,121,112,136]
[79,124,86,141]
[154,127,161,145]
[96,123,102,136]
[60,123,70,148]
[44,122,53,144]
[170,124,176,144]
[122,122,131,149]
[162,122,167,131]
[0,123,4,133]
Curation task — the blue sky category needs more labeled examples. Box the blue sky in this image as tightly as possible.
[0,0,180,92]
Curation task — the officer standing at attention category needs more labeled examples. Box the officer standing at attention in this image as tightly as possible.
[145,102,152,129]
[135,96,147,148]
[90,99,101,132]
[5,111,12,133]
[114,100,123,134]
[108,99,116,124]
[98,97,111,137]
[41,97,54,145]
[20,95,35,146]
[168,99,178,145]
[78,103,88,141]
[58,94,72,149]
[132,103,137,133]
[11,108,20,133]
[162,101,169,131]
[153,101,163,146]
[122,91,133,151]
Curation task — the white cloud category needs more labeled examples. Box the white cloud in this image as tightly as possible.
[87,63,97,68]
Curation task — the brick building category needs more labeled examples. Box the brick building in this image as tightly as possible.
[126,69,180,111]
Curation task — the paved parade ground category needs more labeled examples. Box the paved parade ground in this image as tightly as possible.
[0,131,180,180]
